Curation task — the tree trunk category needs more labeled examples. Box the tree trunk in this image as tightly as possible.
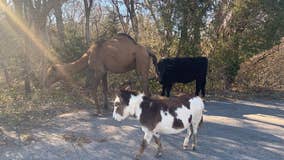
[85,14,90,44]
[84,0,93,45]
[54,4,65,47]
[12,0,32,96]
[112,0,129,33]
[145,0,174,56]
[3,66,11,87]
[177,12,189,57]
[0,61,11,87]
[23,39,32,97]
[124,0,139,41]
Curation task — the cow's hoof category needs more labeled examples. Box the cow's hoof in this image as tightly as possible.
[192,146,196,151]
[93,112,103,117]
[134,155,141,160]
[183,145,189,150]
[155,152,162,158]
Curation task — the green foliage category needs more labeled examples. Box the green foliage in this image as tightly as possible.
[52,25,88,63]
[204,0,284,89]
[174,0,213,56]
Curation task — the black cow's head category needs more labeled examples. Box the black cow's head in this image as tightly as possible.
[157,58,167,82]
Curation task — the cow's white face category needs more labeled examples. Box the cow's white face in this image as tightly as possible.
[113,95,131,121]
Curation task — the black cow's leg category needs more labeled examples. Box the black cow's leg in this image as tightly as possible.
[195,80,201,96]
[201,79,206,97]
[166,84,172,97]
[161,85,166,96]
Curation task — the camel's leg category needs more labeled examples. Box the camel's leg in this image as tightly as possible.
[102,73,108,111]
[135,66,149,96]
[136,49,151,96]
[85,67,95,88]
[141,72,150,96]
[92,71,104,115]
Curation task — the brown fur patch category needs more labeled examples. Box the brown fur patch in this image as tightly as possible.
[173,118,184,129]
[188,115,192,123]
[139,98,162,130]
[150,93,193,109]
[119,89,138,105]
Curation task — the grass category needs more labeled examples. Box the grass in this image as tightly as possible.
[0,77,282,132]
[0,82,94,131]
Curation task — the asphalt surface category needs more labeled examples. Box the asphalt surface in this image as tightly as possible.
[0,99,284,160]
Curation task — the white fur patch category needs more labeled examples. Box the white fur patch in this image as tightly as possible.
[189,96,204,126]
[175,105,191,128]
[155,109,186,134]
[128,94,144,119]
[113,96,121,121]
[113,93,144,121]
[153,96,204,135]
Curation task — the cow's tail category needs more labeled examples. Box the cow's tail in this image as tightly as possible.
[147,49,159,77]
[199,115,203,128]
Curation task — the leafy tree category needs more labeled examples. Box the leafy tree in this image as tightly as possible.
[206,0,284,88]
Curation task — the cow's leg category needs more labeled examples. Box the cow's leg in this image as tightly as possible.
[135,128,153,160]
[161,85,166,96]
[201,78,206,97]
[153,134,162,157]
[183,126,193,150]
[192,122,199,151]
[102,73,108,111]
[165,84,172,97]
[195,80,201,96]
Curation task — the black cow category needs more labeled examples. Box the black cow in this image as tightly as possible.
[156,57,208,97]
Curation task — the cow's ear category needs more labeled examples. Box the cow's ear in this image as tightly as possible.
[118,86,124,92]
[125,85,131,90]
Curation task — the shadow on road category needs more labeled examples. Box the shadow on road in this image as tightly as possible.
[1,99,284,160]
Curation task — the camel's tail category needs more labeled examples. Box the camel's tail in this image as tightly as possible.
[147,49,159,77]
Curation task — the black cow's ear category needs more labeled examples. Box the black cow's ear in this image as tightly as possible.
[118,86,124,92]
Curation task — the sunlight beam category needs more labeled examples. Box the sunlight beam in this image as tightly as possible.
[0,1,96,105]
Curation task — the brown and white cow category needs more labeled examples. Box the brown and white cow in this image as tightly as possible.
[113,89,204,160]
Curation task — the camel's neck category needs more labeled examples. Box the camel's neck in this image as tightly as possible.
[61,52,89,74]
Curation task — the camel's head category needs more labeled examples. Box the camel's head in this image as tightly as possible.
[45,65,60,88]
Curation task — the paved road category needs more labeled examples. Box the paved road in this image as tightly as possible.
[1,99,284,160]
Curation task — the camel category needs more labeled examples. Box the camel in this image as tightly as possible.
[45,33,158,114]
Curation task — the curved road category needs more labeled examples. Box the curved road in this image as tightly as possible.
[1,99,284,160]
